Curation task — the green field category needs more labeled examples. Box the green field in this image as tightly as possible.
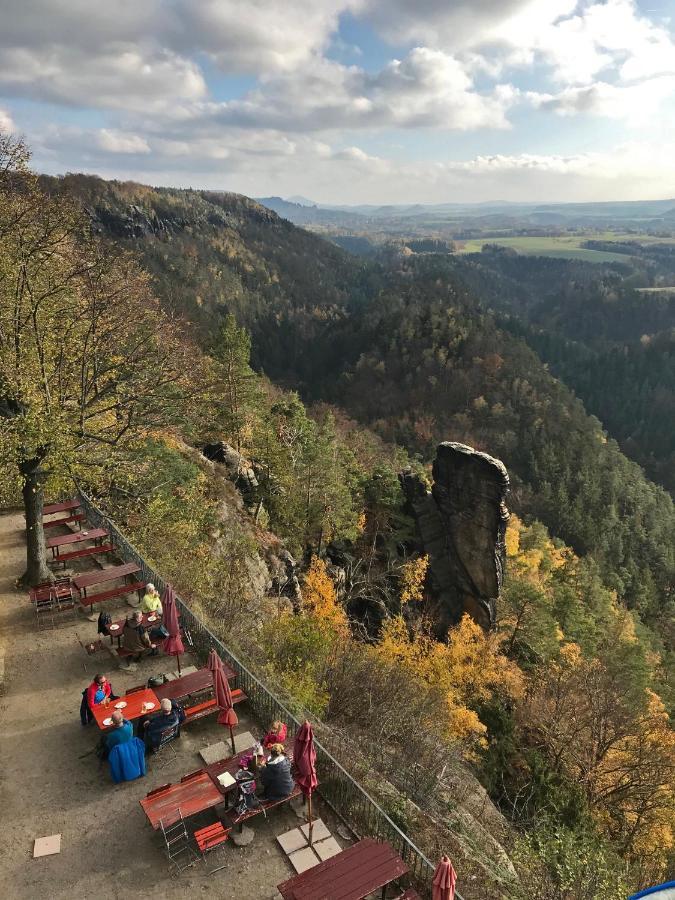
[456,234,654,263]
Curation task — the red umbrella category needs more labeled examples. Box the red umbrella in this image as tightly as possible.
[294,720,318,844]
[161,584,184,674]
[209,649,238,754]
[432,855,457,900]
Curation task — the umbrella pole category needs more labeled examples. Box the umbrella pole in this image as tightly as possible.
[176,654,181,675]
[229,725,236,756]
[307,793,313,846]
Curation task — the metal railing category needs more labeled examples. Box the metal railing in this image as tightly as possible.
[78,490,464,897]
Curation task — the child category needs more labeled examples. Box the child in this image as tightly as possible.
[262,719,288,749]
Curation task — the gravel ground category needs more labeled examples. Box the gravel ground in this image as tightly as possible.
[0,510,320,900]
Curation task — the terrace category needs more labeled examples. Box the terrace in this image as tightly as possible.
[0,499,444,899]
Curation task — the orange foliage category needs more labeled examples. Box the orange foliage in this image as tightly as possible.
[302,556,347,631]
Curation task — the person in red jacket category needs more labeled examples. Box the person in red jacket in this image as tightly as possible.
[262,720,288,749]
[86,673,114,710]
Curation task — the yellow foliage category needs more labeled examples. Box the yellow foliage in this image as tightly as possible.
[377,613,523,749]
[400,554,429,604]
[302,556,347,631]
[505,518,520,556]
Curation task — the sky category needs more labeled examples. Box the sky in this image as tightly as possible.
[1,0,675,204]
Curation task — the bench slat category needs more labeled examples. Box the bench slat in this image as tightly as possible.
[52,543,115,565]
[78,581,146,607]
[225,784,303,826]
[43,513,86,529]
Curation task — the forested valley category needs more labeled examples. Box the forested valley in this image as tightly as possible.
[3,143,674,897]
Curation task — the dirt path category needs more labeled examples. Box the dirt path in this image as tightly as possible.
[0,511,304,900]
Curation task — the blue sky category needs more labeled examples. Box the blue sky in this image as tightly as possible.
[1,0,674,203]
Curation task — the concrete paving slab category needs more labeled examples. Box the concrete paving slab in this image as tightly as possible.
[301,818,330,842]
[276,828,308,854]
[313,836,342,861]
[288,846,320,874]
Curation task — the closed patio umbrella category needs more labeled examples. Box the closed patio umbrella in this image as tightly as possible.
[432,855,457,900]
[209,649,238,754]
[161,584,184,674]
[294,720,318,844]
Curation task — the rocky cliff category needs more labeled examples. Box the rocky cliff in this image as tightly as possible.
[402,442,509,633]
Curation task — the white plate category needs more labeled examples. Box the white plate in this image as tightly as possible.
[109,624,119,631]
[115,701,127,709]
[102,717,113,726]
[143,702,156,711]
[147,615,156,622]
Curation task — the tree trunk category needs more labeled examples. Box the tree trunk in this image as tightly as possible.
[19,456,52,587]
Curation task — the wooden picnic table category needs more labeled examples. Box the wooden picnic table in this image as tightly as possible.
[91,687,160,731]
[204,746,256,796]
[277,838,410,900]
[154,665,236,703]
[43,499,80,516]
[105,610,161,644]
[72,561,140,601]
[46,527,108,555]
[140,772,224,830]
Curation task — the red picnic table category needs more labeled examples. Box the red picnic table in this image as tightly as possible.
[72,562,144,608]
[204,746,256,797]
[154,665,236,703]
[277,838,410,900]
[140,772,224,830]
[43,499,81,516]
[91,687,160,731]
[46,527,108,558]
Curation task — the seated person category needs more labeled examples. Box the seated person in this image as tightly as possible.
[140,583,163,616]
[141,698,184,752]
[122,611,157,661]
[104,711,132,754]
[258,743,295,802]
[262,719,288,749]
[86,673,114,709]
[81,673,117,725]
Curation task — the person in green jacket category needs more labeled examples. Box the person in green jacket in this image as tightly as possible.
[140,583,162,616]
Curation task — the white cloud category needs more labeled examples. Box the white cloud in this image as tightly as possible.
[96,129,151,154]
[528,76,675,124]
[192,49,519,133]
[0,108,17,134]
[0,45,206,111]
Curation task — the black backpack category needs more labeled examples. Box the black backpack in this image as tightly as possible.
[97,611,112,634]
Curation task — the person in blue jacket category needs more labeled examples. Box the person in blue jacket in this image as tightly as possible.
[105,711,133,753]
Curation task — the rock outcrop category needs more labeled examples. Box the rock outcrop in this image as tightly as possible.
[401,442,509,633]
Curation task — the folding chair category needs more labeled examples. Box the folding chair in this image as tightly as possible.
[194,821,229,873]
[75,632,106,671]
[159,808,200,874]
[152,722,181,768]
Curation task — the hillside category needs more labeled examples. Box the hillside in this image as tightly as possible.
[41,174,675,627]
[4,148,672,895]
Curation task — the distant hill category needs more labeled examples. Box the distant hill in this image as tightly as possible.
[39,172,675,621]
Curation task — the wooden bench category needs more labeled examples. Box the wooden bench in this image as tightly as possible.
[51,543,115,567]
[183,690,247,724]
[43,513,86,529]
[78,580,146,608]
[44,499,81,516]
[224,784,303,829]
